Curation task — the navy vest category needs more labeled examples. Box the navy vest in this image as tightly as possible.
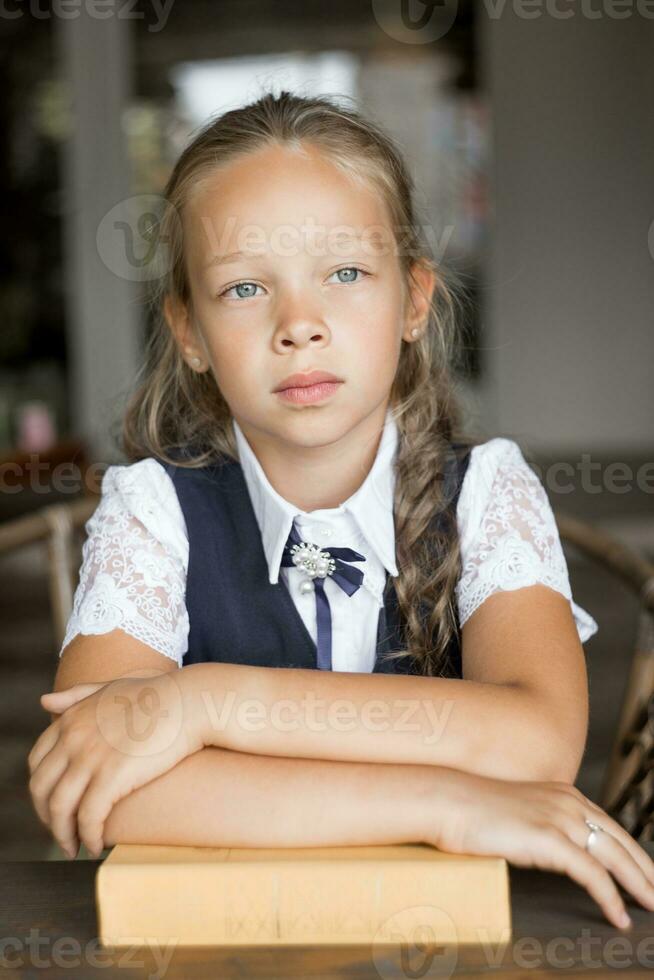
[161,441,471,678]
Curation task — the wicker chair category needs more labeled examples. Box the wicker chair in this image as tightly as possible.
[0,494,99,650]
[0,493,99,861]
[555,512,654,841]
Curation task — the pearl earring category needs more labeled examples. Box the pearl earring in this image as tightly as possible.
[410,327,420,338]
[190,357,202,368]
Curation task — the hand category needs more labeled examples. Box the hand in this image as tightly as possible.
[425,768,654,930]
[27,668,205,859]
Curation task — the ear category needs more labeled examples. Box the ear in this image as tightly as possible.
[402,259,437,343]
[163,292,192,352]
[163,293,208,372]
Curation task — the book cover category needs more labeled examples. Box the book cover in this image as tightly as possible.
[96,842,512,947]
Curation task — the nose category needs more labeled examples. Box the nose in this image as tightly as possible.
[272,291,330,352]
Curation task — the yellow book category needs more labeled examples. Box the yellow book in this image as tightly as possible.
[96,842,512,947]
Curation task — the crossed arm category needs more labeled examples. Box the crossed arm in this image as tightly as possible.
[42,583,589,852]
[171,583,588,783]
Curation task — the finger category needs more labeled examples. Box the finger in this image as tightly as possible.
[40,692,68,717]
[28,748,69,828]
[569,813,654,912]
[591,830,654,913]
[41,683,105,713]
[586,801,654,887]
[48,761,94,860]
[553,785,654,888]
[77,770,121,858]
[540,827,633,929]
[27,723,60,776]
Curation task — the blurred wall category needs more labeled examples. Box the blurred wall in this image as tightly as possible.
[480,6,654,453]
[56,11,140,464]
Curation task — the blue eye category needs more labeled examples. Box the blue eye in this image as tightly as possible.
[219,281,262,300]
[218,267,368,300]
[329,267,368,284]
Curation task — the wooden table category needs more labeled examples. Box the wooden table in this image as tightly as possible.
[2,846,654,978]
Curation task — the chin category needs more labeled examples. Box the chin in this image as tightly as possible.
[275,407,354,444]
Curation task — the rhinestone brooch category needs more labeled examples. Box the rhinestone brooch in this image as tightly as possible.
[289,541,336,595]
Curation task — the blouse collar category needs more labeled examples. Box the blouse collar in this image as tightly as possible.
[232,407,400,585]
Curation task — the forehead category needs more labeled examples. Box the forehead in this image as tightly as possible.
[183,142,396,268]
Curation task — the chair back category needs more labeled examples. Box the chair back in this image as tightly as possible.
[0,495,99,650]
[556,512,654,839]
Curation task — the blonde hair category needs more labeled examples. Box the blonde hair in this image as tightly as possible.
[122,90,481,676]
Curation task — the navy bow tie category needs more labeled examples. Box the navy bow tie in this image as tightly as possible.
[280,521,366,670]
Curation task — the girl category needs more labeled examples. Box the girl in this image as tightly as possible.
[28,91,654,930]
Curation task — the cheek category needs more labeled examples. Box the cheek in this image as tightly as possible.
[198,331,240,393]
[346,328,401,402]
[199,315,244,367]
[351,298,403,362]
[355,280,403,333]
[205,330,267,399]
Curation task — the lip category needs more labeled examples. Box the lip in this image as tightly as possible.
[273,370,342,392]
[275,381,342,405]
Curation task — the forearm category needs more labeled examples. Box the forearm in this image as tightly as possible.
[103,746,435,849]
[183,662,575,782]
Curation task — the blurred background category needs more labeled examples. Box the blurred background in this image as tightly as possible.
[0,0,652,859]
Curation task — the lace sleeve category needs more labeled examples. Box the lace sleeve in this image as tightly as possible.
[455,438,599,644]
[59,458,190,667]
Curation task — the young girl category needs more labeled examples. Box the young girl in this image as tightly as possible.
[28,91,654,930]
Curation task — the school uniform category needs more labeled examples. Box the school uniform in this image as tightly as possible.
[59,407,598,674]
[160,413,471,677]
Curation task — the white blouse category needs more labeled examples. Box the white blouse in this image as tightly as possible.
[59,419,599,672]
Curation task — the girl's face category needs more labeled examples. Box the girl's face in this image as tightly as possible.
[165,142,434,451]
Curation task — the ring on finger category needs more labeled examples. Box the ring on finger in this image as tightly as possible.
[585,817,607,853]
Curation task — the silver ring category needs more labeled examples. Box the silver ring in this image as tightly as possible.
[585,818,605,852]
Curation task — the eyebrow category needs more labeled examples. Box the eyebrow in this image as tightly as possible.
[203,250,266,270]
